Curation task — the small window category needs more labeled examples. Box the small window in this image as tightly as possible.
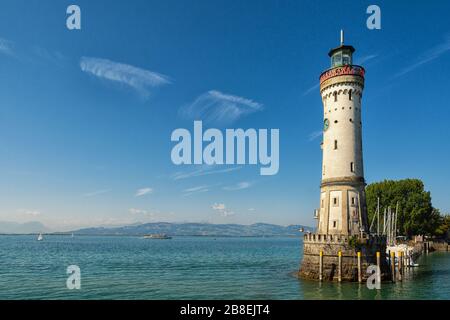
[321,199,324,208]
[332,53,342,67]
[343,55,350,65]
[333,221,337,228]
[334,92,338,102]
[350,162,354,172]
[351,197,356,205]
[334,120,338,124]
[334,140,338,150]
[333,197,339,206]
[349,90,352,101]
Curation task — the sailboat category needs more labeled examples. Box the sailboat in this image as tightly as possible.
[37,233,43,241]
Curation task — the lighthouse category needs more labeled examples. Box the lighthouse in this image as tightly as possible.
[299,31,389,282]
[317,30,368,237]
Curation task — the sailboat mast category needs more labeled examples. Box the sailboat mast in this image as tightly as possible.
[377,197,380,236]
[394,202,399,245]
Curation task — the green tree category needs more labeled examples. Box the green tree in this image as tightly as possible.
[434,213,450,239]
[366,179,438,238]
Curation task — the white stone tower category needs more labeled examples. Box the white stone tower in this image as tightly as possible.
[316,31,368,236]
[299,32,389,282]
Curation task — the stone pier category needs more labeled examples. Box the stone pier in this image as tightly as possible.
[299,233,391,282]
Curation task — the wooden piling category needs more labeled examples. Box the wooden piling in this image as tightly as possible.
[388,250,391,269]
[319,250,323,281]
[376,251,381,285]
[357,251,362,283]
[398,251,403,281]
[390,251,396,282]
[338,251,342,282]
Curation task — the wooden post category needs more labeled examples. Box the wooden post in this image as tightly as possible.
[338,251,342,282]
[402,251,405,273]
[319,250,323,281]
[398,251,402,281]
[376,251,381,284]
[388,250,391,270]
[390,251,396,282]
[357,251,362,283]
[357,194,363,238]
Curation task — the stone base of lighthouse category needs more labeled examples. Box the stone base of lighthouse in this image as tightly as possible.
[298,233,390,282]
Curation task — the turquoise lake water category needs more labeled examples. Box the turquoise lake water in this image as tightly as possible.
[0,235,449,299]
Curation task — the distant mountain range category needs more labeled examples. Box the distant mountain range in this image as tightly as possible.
[0,221,51,234]
[0,221,314,237]
[71,222,313,237]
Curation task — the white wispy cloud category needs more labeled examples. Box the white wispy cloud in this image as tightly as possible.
[135,187,153,197]
[171,165,242,180]
[83,189,110,197]
[212,203,226,210]
[223,181,252,191]
[248,208,256,212]
[394,34,450,78]
[302,83,319,96]
[17,209,41,217]
[308,130,322,141]
[80,57,171,97]
[211,203,235,217]
[32,46,67,65]
[355,54,378,66]
[179,90,263,126]
[129,208,147,215]
[0,38,14,56]
[182,185,210,197]
[128,208,155,218]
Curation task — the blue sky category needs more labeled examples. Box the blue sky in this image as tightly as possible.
[0,0,449,230]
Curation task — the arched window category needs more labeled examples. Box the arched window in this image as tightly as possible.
[334,92,338,102]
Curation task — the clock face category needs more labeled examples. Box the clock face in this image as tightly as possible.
[324,118,330,131]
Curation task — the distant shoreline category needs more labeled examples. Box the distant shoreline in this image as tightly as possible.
[0,221,313,238]
[0,233,303,238]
